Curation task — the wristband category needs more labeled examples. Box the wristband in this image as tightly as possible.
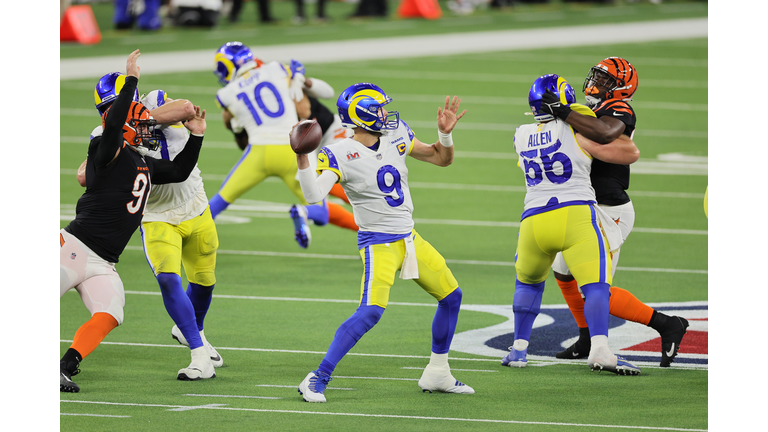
[438,131,453,148]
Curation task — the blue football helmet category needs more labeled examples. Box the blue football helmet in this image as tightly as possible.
[214,41,262,86]
[94,72,139,115]
[337,83,399,132]
[528,74,576,122]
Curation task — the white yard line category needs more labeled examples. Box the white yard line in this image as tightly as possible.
[60,18,707,80]
[60,400,708,431]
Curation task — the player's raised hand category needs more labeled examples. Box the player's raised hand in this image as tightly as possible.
[126,49,141,79]
[437,96,466,134]
[184,105,207,135]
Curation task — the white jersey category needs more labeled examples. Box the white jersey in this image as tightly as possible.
[317,121,416,234]
[142,123,208,224]
[513,119,595,217]
[216,61,298,146]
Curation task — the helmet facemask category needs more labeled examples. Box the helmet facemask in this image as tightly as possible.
[582,68,618,108]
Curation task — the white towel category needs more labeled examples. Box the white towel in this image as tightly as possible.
[400,234,419,280]
[593,204,622,253]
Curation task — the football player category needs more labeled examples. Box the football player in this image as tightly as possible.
[209,41,330,249]
[61,50,206,392]
[502,74,641,375]
[292,78,358,232]
[539,57,689,367]
[294,83,474,403]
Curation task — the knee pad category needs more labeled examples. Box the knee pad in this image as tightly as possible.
[512,280,544,315]
[439,287,462,308]
[344,305,384,340]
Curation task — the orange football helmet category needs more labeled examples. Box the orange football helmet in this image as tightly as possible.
[102,101,158,153]
[582,57,638,107]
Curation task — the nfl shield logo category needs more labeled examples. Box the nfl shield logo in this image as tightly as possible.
[71,253,77,260]
[376,154,382,160]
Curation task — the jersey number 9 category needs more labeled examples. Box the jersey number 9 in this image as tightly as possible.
[377,165,404,207]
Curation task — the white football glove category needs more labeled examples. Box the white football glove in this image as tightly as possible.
[289,73,306,102]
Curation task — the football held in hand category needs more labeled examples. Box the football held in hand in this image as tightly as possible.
[290,119,322,154]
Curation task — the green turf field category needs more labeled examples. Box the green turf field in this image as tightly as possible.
[60,1,707,430]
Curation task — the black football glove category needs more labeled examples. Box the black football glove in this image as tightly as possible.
[540,89,572,121]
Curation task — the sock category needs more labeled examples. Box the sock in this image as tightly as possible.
[648,311,672,333]
[429,352,449,368]
[431,288,462,354]
[208,194,230,220]
[329,183,350,204]
[157,273,203,349]
[318,305,384,376]
[608,286,654,326]
[557,278,588,328]
[512,279,545,342]
[581,282,611,337]
[70,312,118,359]
[512,339,529,352]
[306,201,329,226]
[186,283,214,331]
[328,202,359,231]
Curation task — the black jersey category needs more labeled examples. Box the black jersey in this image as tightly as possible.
[64,76,203,263]
[590,99,637,206]
[308,96,335,135]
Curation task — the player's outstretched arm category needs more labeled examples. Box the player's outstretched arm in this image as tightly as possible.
[577,133,639,165]
[151,106,206,184]
[410,96,465,167]
[150,99,195,124]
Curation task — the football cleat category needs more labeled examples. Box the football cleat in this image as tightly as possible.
[588,350,641,376]
[528,74,576,122]
[418,364,474,394]
[177,347,216,381]
[171,325,224,368]
[298,370,332,403]
[555,340,590,359]
[660,316,689,367]
[289,205,312,249]
[60,361,81,393]
[501,346,528,368]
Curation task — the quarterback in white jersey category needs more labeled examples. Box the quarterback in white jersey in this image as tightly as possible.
[294,83,475,403]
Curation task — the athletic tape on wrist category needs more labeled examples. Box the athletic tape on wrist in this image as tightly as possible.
[438,131,453,147]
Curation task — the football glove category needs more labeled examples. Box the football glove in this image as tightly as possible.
[289,59,306,78]
[540,89,572,121]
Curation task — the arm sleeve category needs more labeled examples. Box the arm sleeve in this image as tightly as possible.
[148,134,204,184]
[297,167,338,204]
[304,77,334,99]
[94,76,138,170]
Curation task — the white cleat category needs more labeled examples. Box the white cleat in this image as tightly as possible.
[588,346,641,376]
[298,370,331,403]
[172,325,224,368]
[417,364,474,394]
[177,347,216,381]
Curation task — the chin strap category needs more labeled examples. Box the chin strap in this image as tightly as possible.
[127,144,150,157]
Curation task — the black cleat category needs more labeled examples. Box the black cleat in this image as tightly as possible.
[60,361,81,393]
[556,340,590,359]
[660,316,689,367]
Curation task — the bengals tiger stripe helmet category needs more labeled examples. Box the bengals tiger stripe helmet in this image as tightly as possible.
[102,101,158,155]
[582,57,638,108]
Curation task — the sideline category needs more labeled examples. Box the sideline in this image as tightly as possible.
[60,18,707,80]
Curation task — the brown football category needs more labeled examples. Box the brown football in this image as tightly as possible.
[290,119,323,155]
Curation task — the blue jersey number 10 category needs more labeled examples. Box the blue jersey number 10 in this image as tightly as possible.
[236,81,286,125]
